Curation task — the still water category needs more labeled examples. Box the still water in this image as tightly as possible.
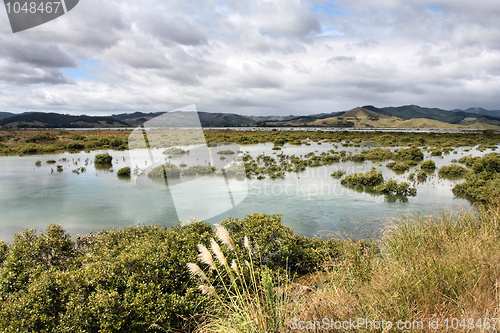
[0,141,488,242]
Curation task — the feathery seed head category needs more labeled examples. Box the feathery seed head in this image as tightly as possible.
[244,236,251,251]
[211,238,227,266]
[199,285,215,295]
[187,263,209,282]
[231,259,239,274]
[215,224,235,250]
[197,244,216,270]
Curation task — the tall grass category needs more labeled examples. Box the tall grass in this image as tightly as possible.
[291,203,500,332]
[194,204,500,332]
[189,225,295,333]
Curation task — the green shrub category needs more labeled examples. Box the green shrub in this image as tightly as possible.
[429,148,442,156]
[182,165,215,176]
[46,159,56,164]
[330,169,346,179]
[453,153,500,203]
[94,152,113,164]
[162,147,187,155]
[341,168,384,187]
[438,164,468,178]
[373,180,417,196]
[217,149,235,155]
[67,142,85,151]
[393,147,424,161]
[386,161,410,172]
[116,167,131,177]
[147,162,181,179]
[420,159,436,171]
[417,170,428,182]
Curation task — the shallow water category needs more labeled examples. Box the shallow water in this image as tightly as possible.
[0,141,493,242]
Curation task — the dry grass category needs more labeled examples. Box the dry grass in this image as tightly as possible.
[287,203,500,332]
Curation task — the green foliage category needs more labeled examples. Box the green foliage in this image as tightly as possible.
[438,164,468,178]
[117,166,131,177]
[0,223,216,332]
[417,170,428,183]
[182,165,216,176]
[386,161,411,172]
[147,162,181,179]
[393,147,424,161]
[453,153,500,203]
[162,147,188,155]
[330,169,346,179]
[24,132,57,143]
[46,159,56,164]
[94,152,113,164]
[217,149,235,155]
[67,142,85,150]
[341,168,384,187]
[220,214,341,274]
[373,180,417,196]
[429,147,442,156]
[420,159,436,171]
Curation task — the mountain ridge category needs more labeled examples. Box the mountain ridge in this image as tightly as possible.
[1,105,500,129]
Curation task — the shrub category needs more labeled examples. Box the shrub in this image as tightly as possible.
[373,180,417,196]
[182,165,215,176]
[330,169,346,179]
[217,149,235,155]
[116,167,131,177]
[420,159,436,171]
[386,161,410,172]
[147,162,181,179]
[46,159,56,164]
[162,147,187,155]
[94,152,112,164]
[341,168,384,187]
[438,165,468,178]
[67,142,85,151]
[393,147,424,161]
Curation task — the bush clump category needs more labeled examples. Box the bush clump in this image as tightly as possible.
[453,153,500,203]
[217,149,235,155]
[117,167,131,177]
[373,180,417,196]
[162,147,187,155]
[94,153,113,164]
[438,164,468,178]
[420,159,436,171]
[330,169,346,179]
[147,162,181,179]
[341,168,384,187]
[386,161,411,172]
[182,165,215,176]
[393,147,424,161]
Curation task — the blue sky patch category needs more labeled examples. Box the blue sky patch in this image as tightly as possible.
[61,58,102,80]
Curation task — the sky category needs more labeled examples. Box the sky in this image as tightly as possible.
[1,0,500,116]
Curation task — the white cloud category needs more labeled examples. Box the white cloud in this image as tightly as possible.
[0,0,500,115]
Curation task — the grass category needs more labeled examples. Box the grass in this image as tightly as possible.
[192,203,500,332]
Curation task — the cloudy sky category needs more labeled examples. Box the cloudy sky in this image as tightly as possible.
[1,0,499,116]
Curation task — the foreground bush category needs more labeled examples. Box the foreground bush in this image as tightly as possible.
[0,215,345,332]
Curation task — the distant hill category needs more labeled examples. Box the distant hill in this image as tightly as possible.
[1,105,500,129]
[0,113,130,128]
[459,107,500,119]
[0,112,15,120]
